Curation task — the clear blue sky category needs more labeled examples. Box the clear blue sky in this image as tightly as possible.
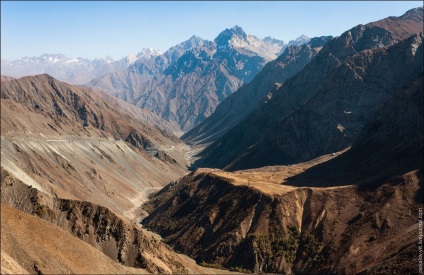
[1,1,421,60]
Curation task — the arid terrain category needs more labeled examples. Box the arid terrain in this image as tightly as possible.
[1,5,423,275]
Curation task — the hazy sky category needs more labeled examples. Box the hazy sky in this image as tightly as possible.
[1,1,421,60]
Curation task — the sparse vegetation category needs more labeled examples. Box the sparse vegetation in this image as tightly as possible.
[246,226,324,272]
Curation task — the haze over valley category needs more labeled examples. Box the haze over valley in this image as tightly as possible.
[1,2,423,274]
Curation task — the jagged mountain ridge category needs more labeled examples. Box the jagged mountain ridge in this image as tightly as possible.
[182,36,332,146]
[195,7,423,170]
[88,26,288,131]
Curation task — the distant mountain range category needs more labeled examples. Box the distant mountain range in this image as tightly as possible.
[2,27,309,132]
[87,26,301,131]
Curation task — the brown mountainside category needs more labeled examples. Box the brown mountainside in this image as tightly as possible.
[1,74,189,217]
[141,74,423,274]
[1,74,179,148]
[195,8,423,170]
[1,171,207,274]
[1,75,15,82]
[0,74,216,273]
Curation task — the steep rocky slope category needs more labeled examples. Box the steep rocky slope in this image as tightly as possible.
[0,74,220,274]
[88,86,181,135]
[1,74,180,151]
[143,168,421,274]
[88,26,284,131]
[195,8,423,170]
[1,203,149,274]
[142,75,423,273]
[1,74,188,218]
[286,75,423,188]
[1,172,207,274]
[182,36,332,146]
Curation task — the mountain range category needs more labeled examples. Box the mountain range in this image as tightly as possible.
[1,6,423,275]
[2,27,310,132]
[141,8,423,274]
[87,26,293,131]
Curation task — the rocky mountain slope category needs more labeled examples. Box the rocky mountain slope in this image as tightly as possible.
[0,74,213,273]
[0,73,237,274]
[88,26,286,131]
[88,86,181,135]
[1,74,190,216]
[1,171,208,274]
[141,74,423,274]
[182,36,332,146]
[87,36,207,100]
[1,203,149,274]
[287,74,423,188]
[195,8,423,170]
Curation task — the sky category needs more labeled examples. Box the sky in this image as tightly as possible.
[1,1,421,60]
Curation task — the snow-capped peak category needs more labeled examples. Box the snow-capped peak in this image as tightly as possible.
[136,48,163,59]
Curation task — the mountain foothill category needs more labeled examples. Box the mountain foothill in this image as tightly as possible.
[1,6,423,275]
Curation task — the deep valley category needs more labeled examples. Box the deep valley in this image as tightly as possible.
[1,5,423,275]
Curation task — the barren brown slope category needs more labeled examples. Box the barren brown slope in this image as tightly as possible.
[1,170,210,274]
[87,86,182,136]
[367,6,423,41]
[286,75,423,188]
[1,74,181,151]
[1,203,149,275]
[0,74,189,218]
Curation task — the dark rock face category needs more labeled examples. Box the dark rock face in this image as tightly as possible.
[287,75,423,188]
[182,36,332,146]
[195,9,423,170]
